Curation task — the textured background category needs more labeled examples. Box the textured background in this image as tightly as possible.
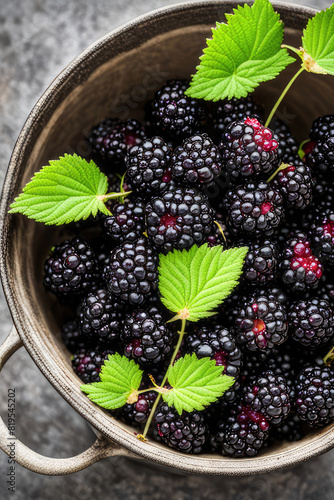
[0,0,333,498]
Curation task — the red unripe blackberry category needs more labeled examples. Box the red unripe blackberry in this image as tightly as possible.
[145,187,214,253]
[44,237,100,298]
[219,117,279,181]
[154,402,208,454]
[210,96,263,138]
[279,232,323,292]
[295,365,334,428]
[103,238,158,306]
[242,239,279,285]
[289,298,334,348]
[102,199,145,245]
[272,162,313,210]
[121,391,157,426]
[72,348,115,384]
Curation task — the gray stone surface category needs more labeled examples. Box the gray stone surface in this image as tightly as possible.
[0,0,334,498]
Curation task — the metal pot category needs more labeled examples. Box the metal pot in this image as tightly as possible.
[1,0,334,476]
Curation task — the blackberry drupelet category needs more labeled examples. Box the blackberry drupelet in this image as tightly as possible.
[72,348,115,384]
[295,365,334,427]
[272,162,313,210]
[78,288,124,344]
[219,117,279,181]
[61,319,87,354]
[235,291,289,353]
[102,199,146,245]
[242,239,279,285]
[171,133,222,188]
[121,391,157,426]
[88,118,146,164]
[289,298,334,348]
[44,237,100,298]
[184,326,242,378]
[121,306,174,366]
[125,137,174,196]
[225,181,284,237]
[244,370,291,425]
[210,96,263,138]
[310,208,334,265]
[272,119,299,164]
[279,232,323,292]
[150,80,205,140]
[145,187,214,253]
[103,237,158,306]
[271,413,304,442]
[154,402,208,454]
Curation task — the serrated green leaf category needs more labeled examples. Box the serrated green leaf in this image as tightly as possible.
[162,354,235,414]
[81,354,143,410]
[302,5,334,75]
[185,0,294,101]
[159,244,248,322]
[9,153,111,225]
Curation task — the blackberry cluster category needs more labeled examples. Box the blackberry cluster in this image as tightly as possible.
[272,162,313,210]
[72,348,115,384]
[242,239,279,285]
[103,200,146,244]
[289,298,334,348]
[210,96,263,138]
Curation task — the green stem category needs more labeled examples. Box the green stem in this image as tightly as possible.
[323,346,334,366]
[100,190,132,201]
[281,44,302,57]
[264,67,305,128]
[140,319,187,440]
[267,163,290,183]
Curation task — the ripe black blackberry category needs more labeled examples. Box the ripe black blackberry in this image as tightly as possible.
[295,365,334,428]
[219,117,279,181]
[44,237,100,298]
[234,291,289,353]
[61,319,87,354]
[72,348,115,384]
[121,306,174,366]
[145,187,214,253]
[309,115,334,142]
[279,232,323,292]
[90,236,115,271]
[289,298,334,348]
[264,348,297,400]
[272,162,313,210]
[103,238,158,306]
[271,413,304,442]
[305,135,334,174]
[121,391,157,426]
[225,181,284,237]
[243,370,290,426]
[149,80,205,140]
[272,119,299,164]
[102,199,145,245]
[309,208,334,265]
[241,239,279,285]
[210,96,263,138]
[88,118,146,164]
[184,326,242,379]
[154,402,208,454]
[125,137,174,196]
[171,133,222,188]
[78,288,124,345]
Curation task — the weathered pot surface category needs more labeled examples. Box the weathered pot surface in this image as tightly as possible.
[1,0,334,476]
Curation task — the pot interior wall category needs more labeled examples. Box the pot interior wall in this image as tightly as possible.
[6,14,334,463]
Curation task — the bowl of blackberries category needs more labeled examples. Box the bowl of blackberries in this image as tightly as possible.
[1,0,334,475]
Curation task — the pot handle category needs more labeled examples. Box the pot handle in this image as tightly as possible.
[0,327,130,475]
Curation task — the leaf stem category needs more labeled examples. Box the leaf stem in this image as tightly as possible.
[267,163,291,183]
[323,346,334,366]
[98,190,132,201]
[140,318,187,439]
[264,67,304,128]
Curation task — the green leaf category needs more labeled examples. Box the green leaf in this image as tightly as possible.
[162,354,235,414]
[185,0,294,101]
[9,153,111,225]
[81,354,143,410]
[158,244,248,322]
[302,5,334,75]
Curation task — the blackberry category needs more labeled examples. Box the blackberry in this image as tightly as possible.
[235,291,289,353]
[264,349,297,400]
[72,348,114,384]
[90,236,115,271]
[154,402,208,454]
[171,133,222,188]
[219,117,279,181]
[309,115,334,142]
[61,319,87,354]
[150,80,205,140]
[121,391,157,426]
[310,208,334,265]
[78,288,124,344]
[121,306,174,366]
[279,232,323,292]
[242,239,279,285]
[103,238,158,306]
[272,119,299,164]
[145,187,214,253]
[289,298,334,348]
[244,370,290,425]
[225,181,284,237]
[271,413,304,442]
[44,237,100,298]
[272,162,313,210]
[306,135,334,174]
[184,326,242,378]
[295,365,334,427]
[88,118,146,164]
[125,137,174,196]
[102,199,146,244]
[210,96,263,138]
